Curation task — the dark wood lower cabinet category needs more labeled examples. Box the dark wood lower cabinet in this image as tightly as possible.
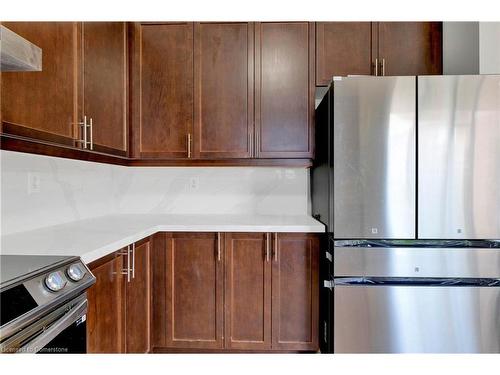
[271,233,319,351]
[87,238,152,353]
[164,232,224,349]
[225,233,272,350]
[88,232,319,353]
[87,253,125,353]
[152,231,319,352]
[125,238,152,353]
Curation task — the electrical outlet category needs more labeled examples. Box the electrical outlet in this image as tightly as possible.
[28,173,41,194]
[189,177,199,191]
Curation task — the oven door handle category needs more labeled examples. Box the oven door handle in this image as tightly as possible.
[20,299,87,353]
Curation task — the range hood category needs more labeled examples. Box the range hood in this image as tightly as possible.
[0,25,42,71]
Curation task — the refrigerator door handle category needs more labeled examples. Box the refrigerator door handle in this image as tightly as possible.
[323,279,334,290]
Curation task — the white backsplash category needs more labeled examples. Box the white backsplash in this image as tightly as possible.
[1,151,310,235]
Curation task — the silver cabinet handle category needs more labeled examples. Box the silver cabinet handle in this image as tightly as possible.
[217,233,221,261]
[273,233,278,262]
[119,246,131,282]
[374,58,379,76]
[381,58,386,76]
[89,117,93,150]
[187,133,192,158]
[126,245,131,282]
[76,115,92,149]
[266,233,270,262]
[76,115,88,149]
[131,243,135,279]
[83,115,88,149]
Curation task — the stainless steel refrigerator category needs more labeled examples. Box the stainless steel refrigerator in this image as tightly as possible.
[311,75,500,353]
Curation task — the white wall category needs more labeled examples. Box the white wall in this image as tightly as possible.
[0,151,310,235]
[1,151,121,235]
[480,22,500,74]
[115,166,308,216]
[443,21,500,75]
[443,22,479,75]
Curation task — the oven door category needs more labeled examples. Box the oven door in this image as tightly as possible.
[0,294,87,354]
[334,284,500,353]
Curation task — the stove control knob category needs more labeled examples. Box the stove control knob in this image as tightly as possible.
[67,263,86,282]
[45,271,67,292]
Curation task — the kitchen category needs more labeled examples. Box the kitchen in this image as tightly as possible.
[0,0,499,373]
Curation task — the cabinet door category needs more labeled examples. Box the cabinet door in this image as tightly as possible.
[131,23,194,159]
[255,22,315,158]
[377,22,442,76]
[225,233,271,350]
[125,239,151,353]
[82,22,128,156]
[316,22,374,86]
[193,22,254,159]
[271,233,319,351]
[87,255,125,353]
[165,232,224,349]
[1,22,79,146]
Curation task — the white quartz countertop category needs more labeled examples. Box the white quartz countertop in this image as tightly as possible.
[0,214,325,263]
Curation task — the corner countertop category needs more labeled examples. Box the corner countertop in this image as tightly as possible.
[0,214,325,264]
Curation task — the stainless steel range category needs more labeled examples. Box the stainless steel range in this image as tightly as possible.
[0,255,95,353]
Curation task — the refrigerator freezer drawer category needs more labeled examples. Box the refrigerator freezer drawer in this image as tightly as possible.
[334,246,500,279]
[418,75,500,239]
[334,285,500,353]
[333,76,416,239]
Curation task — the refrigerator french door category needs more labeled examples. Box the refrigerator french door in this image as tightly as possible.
[418,75,500,240]
[312,74,500,353]
[331,76,416,240]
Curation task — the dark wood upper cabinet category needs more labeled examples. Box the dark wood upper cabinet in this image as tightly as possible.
[2,21,442,166]
[193,22,254,159]
[225,233,271,350]
[271,233,319,351]
[255,22,315,158]
[316,22,442,84]
[1,22,128,156]
[125,238,151,353]
[82,22,128,156]
[1,22,79,145]
[164,232,224,349]
[2,21,316,164]
[131,23,194,159]
[87,254,125,353]
[316,22,374,86]
[377,22,442,76]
